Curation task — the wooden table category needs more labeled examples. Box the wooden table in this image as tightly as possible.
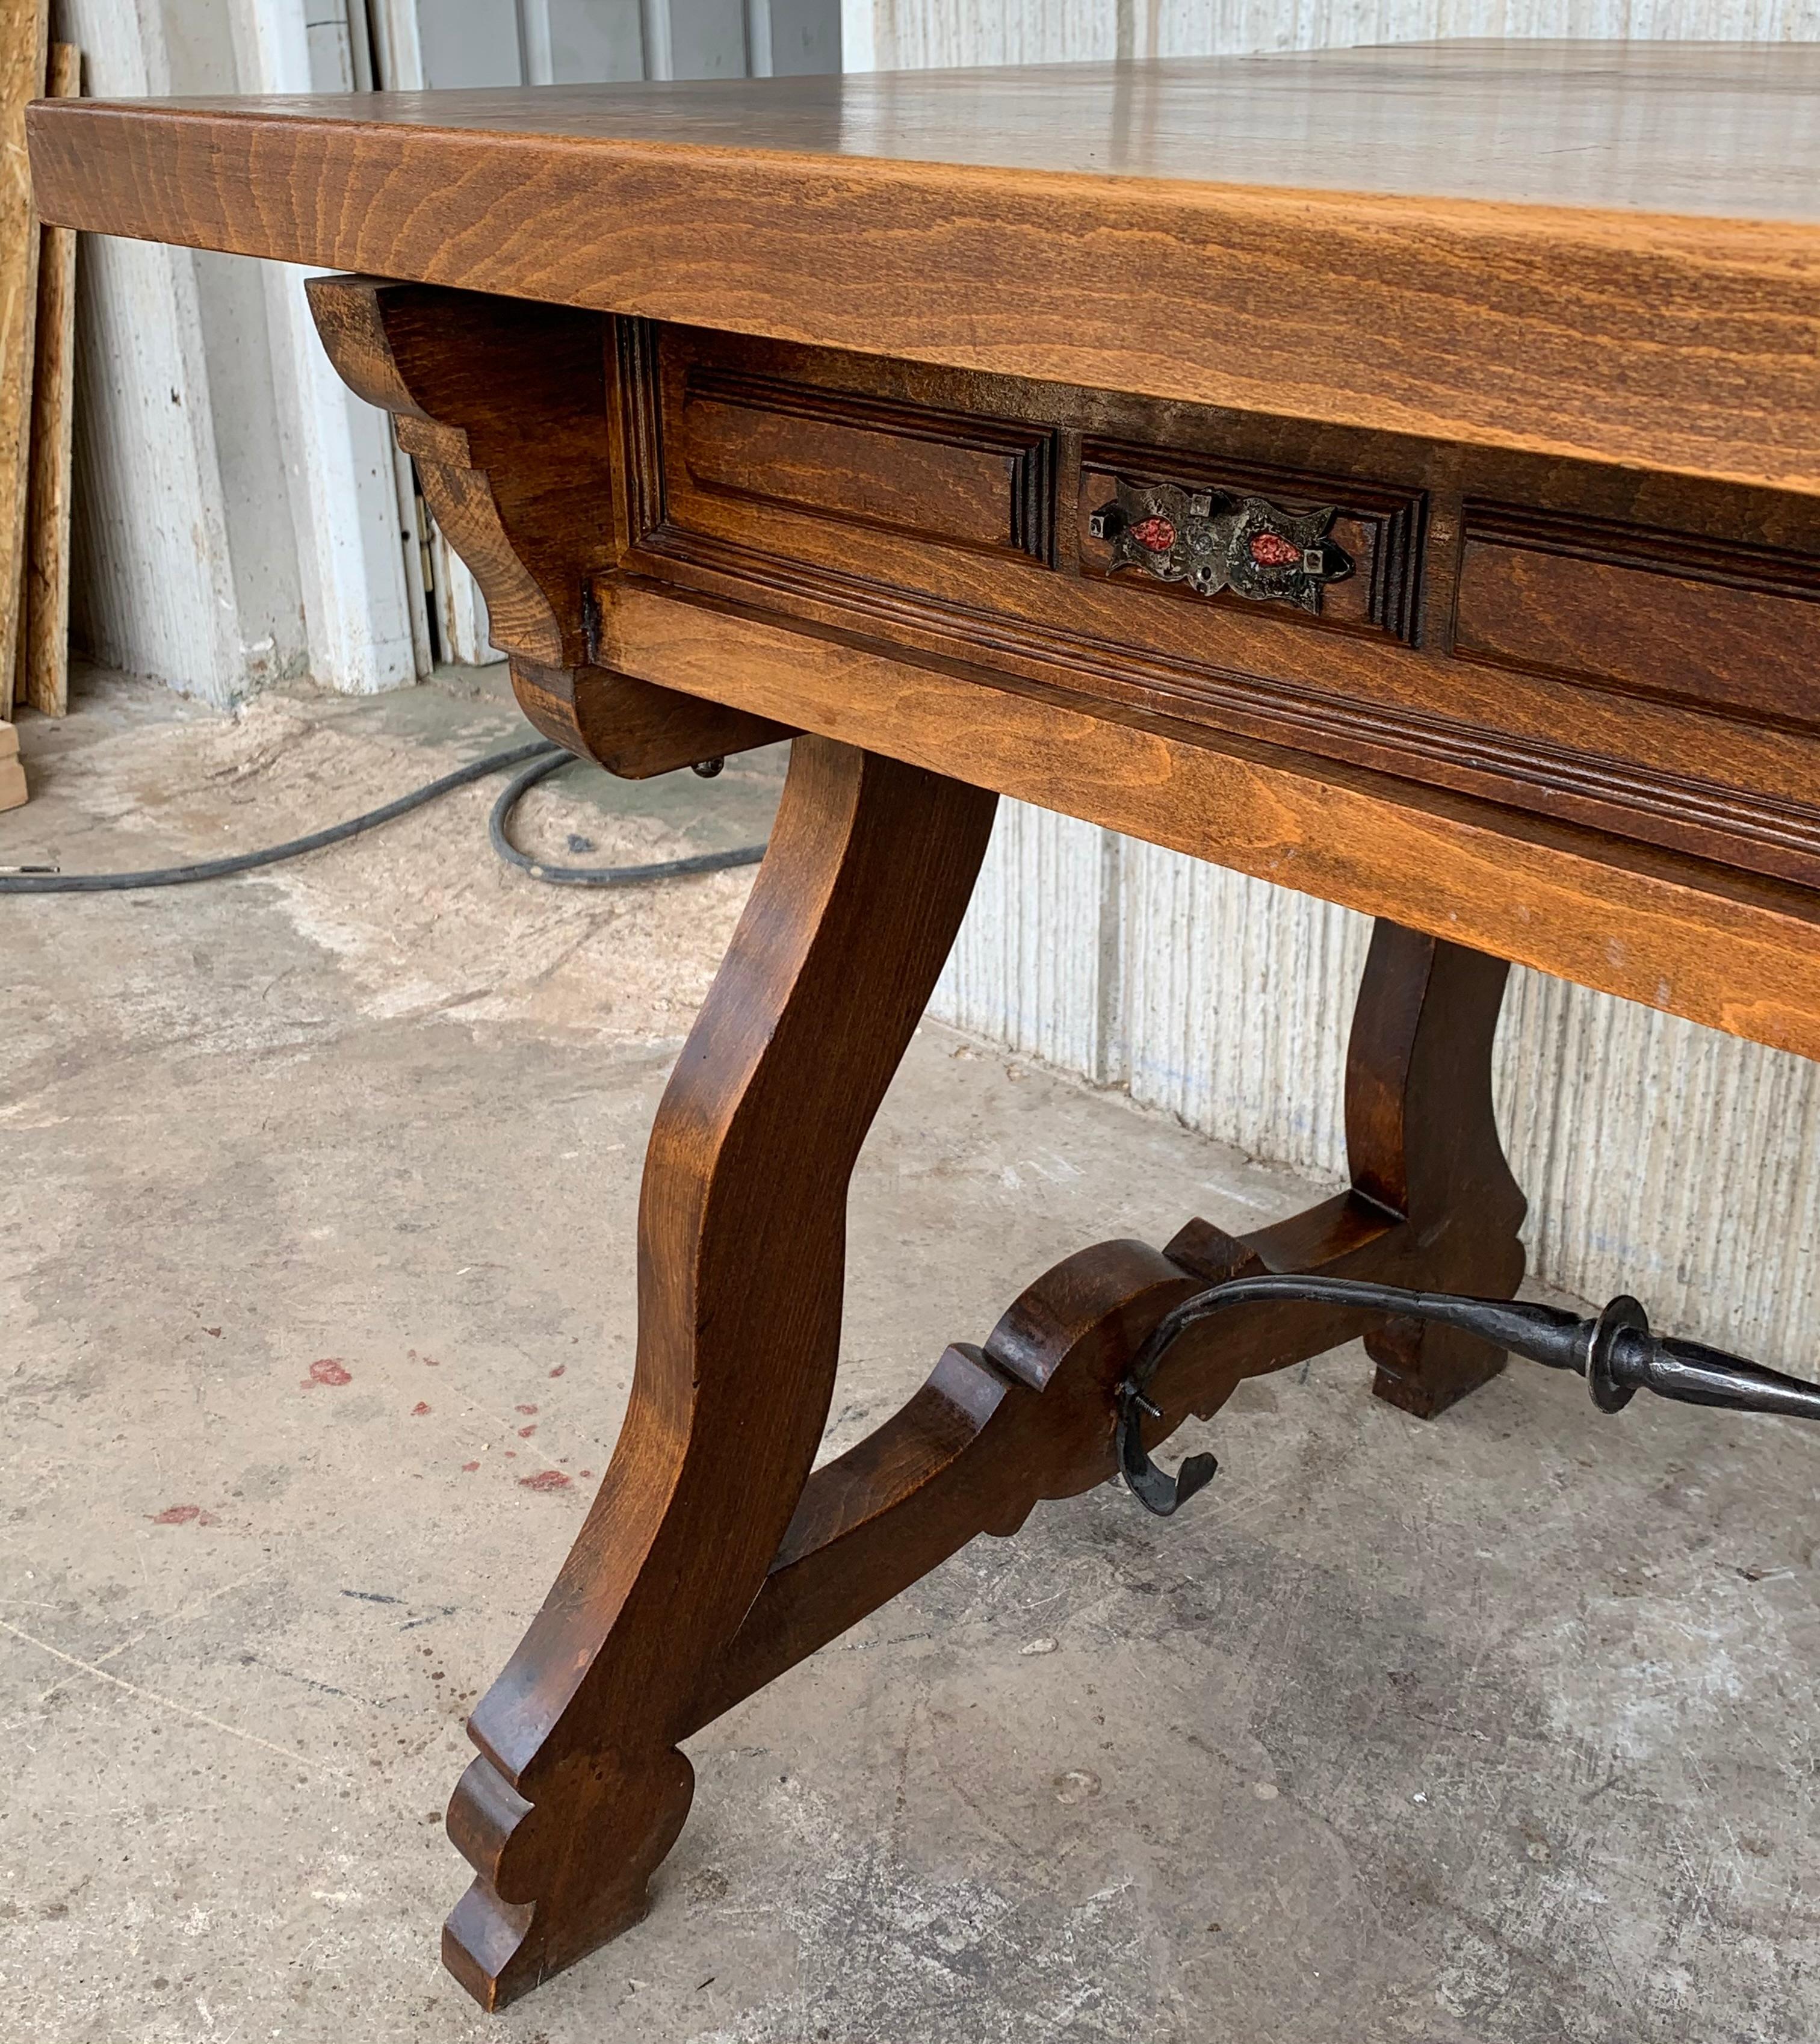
[29,41,1820,2010]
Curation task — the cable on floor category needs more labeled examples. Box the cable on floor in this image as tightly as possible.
[486,745,766,887]
[0,738,769,895]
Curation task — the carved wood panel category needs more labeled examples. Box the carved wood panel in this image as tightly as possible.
[672,364,1055,563]
[1455,504,1820,731]
[602,317,1820,890]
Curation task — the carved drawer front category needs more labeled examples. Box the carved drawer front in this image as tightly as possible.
[1455,507,1820,729]
[663,360,1054,563]
[611,321,1820,892]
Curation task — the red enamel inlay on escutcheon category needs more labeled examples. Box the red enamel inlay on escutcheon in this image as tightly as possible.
[1248,530,1302,569]
[1130,516,1176,554]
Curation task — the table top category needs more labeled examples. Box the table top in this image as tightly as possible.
[28,43,1820,489]
[35,41,1820,220]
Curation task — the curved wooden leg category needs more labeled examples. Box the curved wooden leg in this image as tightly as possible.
[442,736,996,2008]
[1345,920,1526,1416]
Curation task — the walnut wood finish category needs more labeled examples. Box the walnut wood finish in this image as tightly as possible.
[27,44,1820,495]
[442,725,1518,2004]
[291,288,1535,2009]
[636,325,1820,896]
[292,282,1820,1056]
[598,583,1820,1061]
[35,54,1820,2011]
[305,274,790,775]
[1453,506,1820,726]
[445,737,998,2007]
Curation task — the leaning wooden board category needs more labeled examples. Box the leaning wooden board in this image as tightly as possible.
[1,0,49,722]
[24,40,78,718]
[0,717,25,811]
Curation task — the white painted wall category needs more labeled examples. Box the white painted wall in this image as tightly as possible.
[844,0,1818,67]
[61,0,841,700]
[63,0,283,701]
[840,4,1820,1368]
[229,0,422,695]
[60,0,422,704]
[368,0,840,659]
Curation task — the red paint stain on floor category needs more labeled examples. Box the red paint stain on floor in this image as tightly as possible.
[412,1402,432,1417]
[515,1404,539,1416]
[519,1470,572,1492]
[549,1365,566,1378]
[461,1461,481,1473]
[518,1423,537,1439]
[303,1357,352,1388]
[150,1505,217,1526]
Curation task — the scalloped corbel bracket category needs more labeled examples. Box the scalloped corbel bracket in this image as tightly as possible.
[306,274,790,776]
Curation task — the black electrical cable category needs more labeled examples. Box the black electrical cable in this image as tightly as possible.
[486,745,766,887]
[0,737,768,894]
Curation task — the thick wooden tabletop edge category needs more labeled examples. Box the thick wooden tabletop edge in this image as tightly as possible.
[29,94,1820,247]
[28,85,1820,495]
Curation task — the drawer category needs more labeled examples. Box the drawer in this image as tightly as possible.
[613,320,1820,890]
[1076,439,1422,642]
[673,364,1054,565]
[1455,505,1820,731]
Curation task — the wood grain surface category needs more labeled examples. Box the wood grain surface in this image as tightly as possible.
[295,272,1820,1053]
[443,737,998,2007]
[2,0,48,720]
[306,274,788,773]
[630,324,1820,890]
[23,40,76,718]
[593,578,1820,1062]
[27,43,1820,494]
[0,714,24,810]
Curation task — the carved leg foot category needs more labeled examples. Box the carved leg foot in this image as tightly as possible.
[442,1748,693,2005]
[441,736,995,2008]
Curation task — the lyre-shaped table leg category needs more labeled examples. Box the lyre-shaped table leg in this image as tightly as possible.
[442,736,996,2008]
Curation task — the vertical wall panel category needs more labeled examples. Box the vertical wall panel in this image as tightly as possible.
[61,0,249,704]
[933,804,1119,1083]
[758,0,844,70]
[903,1,1820,1368]
[666,0,751,73]
[849,0,1820,66]
[1121,849,1368,1181]
[1494,971,1820,1363]
[231,0,419,695]
[543,0,646,80]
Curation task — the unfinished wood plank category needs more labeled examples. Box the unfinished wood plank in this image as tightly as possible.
[0,0,48,722]
[23,41,76,717]
[0,716,23,810]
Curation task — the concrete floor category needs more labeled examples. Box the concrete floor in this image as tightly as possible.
[4,668,1818,2044]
